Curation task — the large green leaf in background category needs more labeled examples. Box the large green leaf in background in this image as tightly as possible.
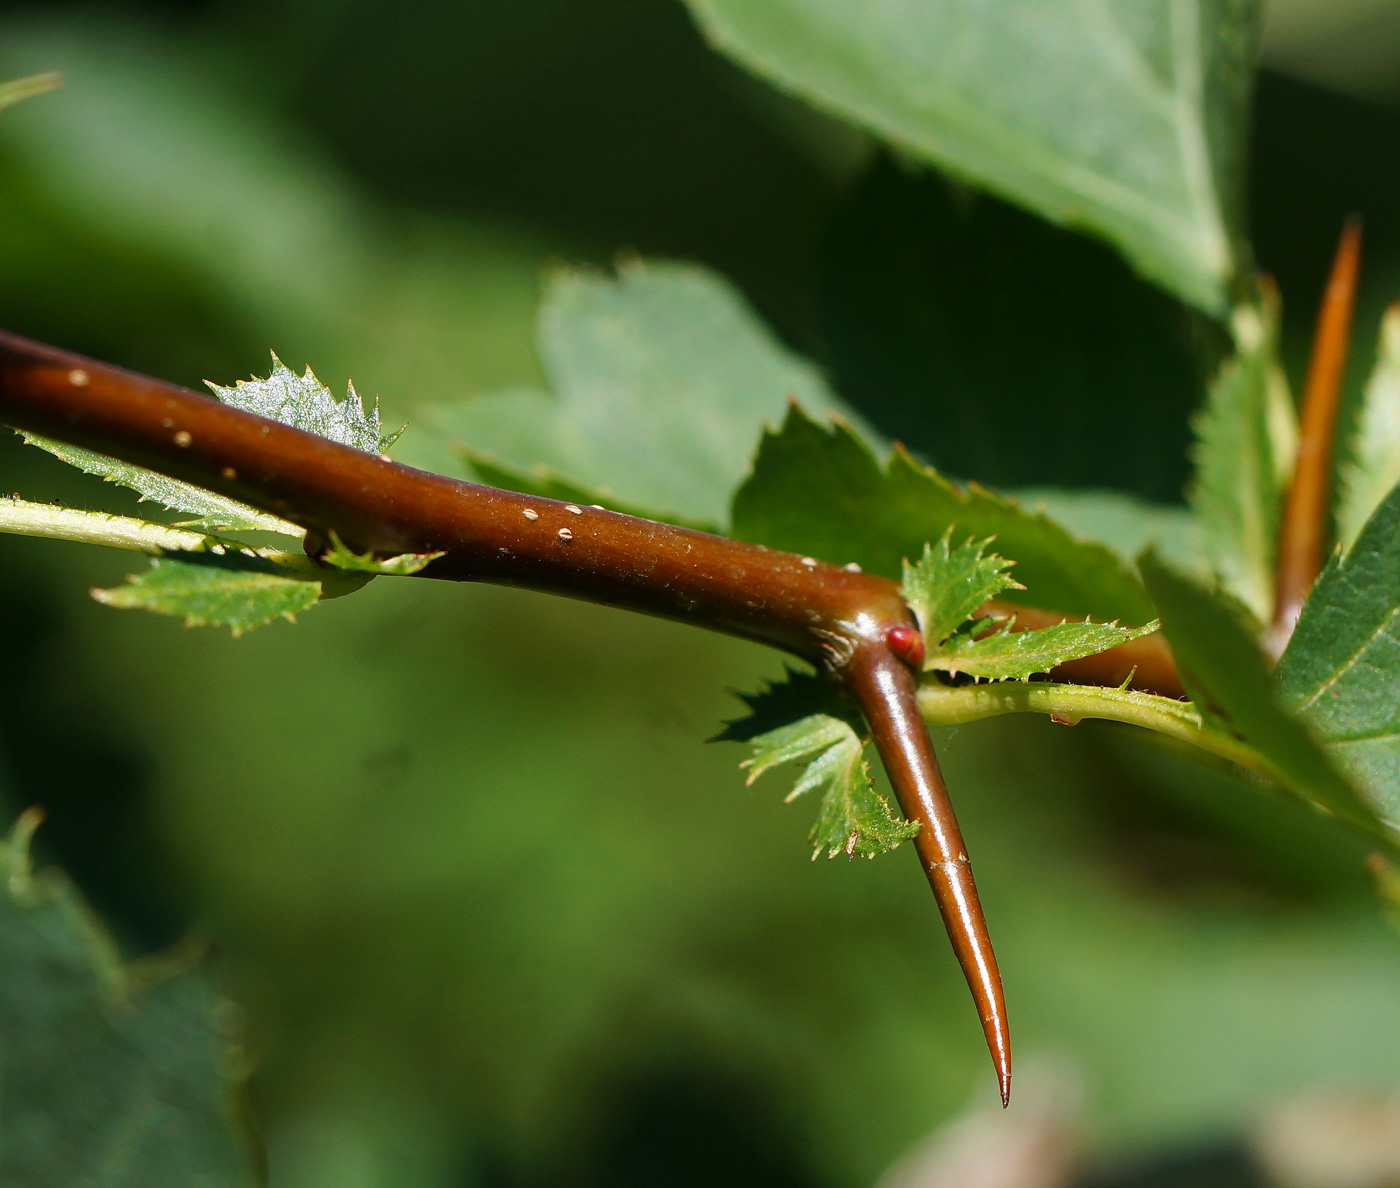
[1139,553,1383,838]
[686,0,1260,312]
[421,258,876,528]
[0,813,256,1186]
[1278,480,1400,829]
[732,404,1155,623]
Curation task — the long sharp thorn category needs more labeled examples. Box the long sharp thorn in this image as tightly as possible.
[844,643,1011,1106]
[1272,216,1363,656]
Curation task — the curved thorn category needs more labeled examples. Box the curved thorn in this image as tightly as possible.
[843,643,1011,1106]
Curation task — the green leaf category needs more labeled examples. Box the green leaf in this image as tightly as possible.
[322,532,444,576]
[206,352,400,455]
[18,431,299,534]
[1336,303,1400,552]
[0,71,62,113]
[421,259,878,528]
[0,810,258,1186]
[741,713,920,860]
[1187,296,1295,625]
[933,616,1160,682]
[21,352,396,534]
[900,532,1021,649]
[92,554,337,636]
[685,0,1260,313]
[1277,480,1400,830]
[1139,552,1383,838]
[731,403,1155,623]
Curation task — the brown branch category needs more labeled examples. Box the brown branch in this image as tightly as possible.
[0,328,1186,1103]
[1272,217,1363,653]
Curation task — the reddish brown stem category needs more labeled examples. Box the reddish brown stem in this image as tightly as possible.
[1272,217,1362,652]
[0,327,1018,1094]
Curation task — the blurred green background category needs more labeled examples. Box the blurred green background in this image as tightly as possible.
[2,2,1400,1186]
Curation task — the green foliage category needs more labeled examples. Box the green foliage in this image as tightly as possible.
[206,352,400,456]
[1139,553,1384,838]
[1337,303,1400,551]
[713,666,861,742]
[321,533,443,575]
[933,617,1159,684]
[21,353,393,535]
[1187,296,1296,624]
[19,431,298,534]
[1277,480,1400,828]
[739,707,920,860]
[0,811,257,1186]
[424,259,877,528]
[900,532,1021,649]
[93,554,328,635]
[901,534,1157,681]
[731,404,1155,623]
[685,0,1259,313]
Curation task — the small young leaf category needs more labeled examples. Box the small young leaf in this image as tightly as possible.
[92,555,328,636]
[1277,479,1400,829]
[322,532,444,575]
[901,531,1022,648]
[1140,552,1383,838]
[0,811,258,1185]
[732,403,1154,623]
[743,713,920,860]
[935,617,1161,683]
[1188,296,1294,626]
[18,432,298,534]
[206,352,398,454]
[21,353,395,534]
[1336,303,1400,552]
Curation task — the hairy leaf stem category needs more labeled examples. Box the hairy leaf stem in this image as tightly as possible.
[1273,217,1362,653]
[915,679,1268,776]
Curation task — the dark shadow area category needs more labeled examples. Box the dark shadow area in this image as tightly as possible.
[814,156,1203,499]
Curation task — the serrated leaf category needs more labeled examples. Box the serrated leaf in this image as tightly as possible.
[1336,303,1400,553]
[1140,551,1384,838]
[322,532,443,576]
[713,666,862,743]
[685,0,1259,314]
[206,352,398,455]
[1277,479,1400,830]
[420,259,879,528]
[19,431,299,534]
[0,71,62,113]
[1187,296,1294,625]
[92,555,331,636]
[0,811,258,1186]
[743,713,920,860]
[21,353,396,534]
[934,617,1160,682]
[731,403,1155,623]
[901,531,1022,649]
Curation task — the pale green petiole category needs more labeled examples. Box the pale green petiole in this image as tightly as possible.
[915,678,1270,778]
[0,495,320,576]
